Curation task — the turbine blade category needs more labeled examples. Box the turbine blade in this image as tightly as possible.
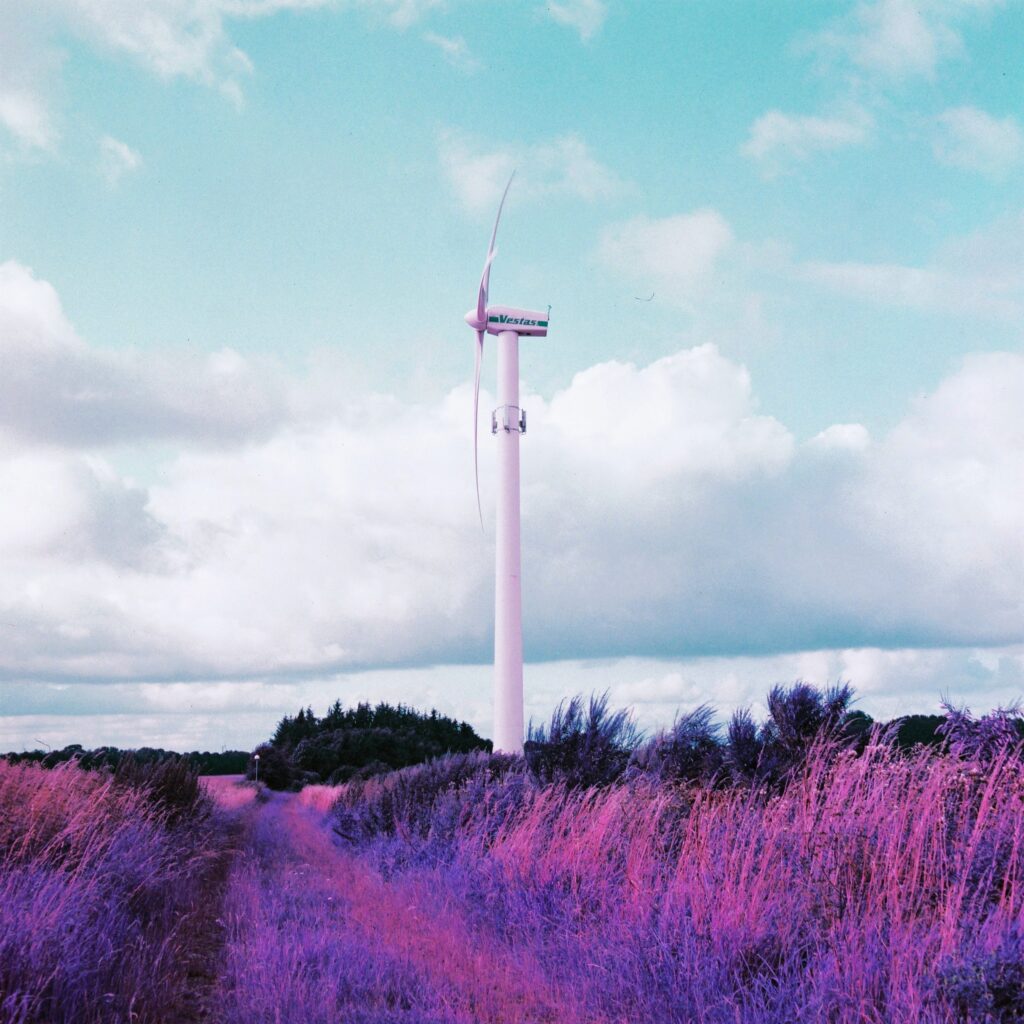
[476,170,515,324]
[473,328,484,530]
[476,249,496,326]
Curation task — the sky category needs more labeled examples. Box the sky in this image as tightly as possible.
[0,0,1022,752]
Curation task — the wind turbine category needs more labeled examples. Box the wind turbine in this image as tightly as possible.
[464,174,549,755]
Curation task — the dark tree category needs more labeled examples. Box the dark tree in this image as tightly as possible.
[264,701,490,786]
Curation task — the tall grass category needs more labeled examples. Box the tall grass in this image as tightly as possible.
[330,736,1024,1022]
[213,793,550,1024]
[8,695,1019,1023]
[0,759,217,1024]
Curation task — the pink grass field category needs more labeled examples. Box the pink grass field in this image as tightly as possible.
[0,760,219,1024]
[4,738,1024,1022]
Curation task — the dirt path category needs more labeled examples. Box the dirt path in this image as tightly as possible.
[162,777,256,1024]
[204,786,584,1024]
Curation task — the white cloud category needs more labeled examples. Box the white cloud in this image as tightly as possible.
[0,90,57,151]
[0,0,251,154]
[2,644,1022,750]
[0,452,160,568]
[422,32,481,73]
[0,260,286,446]
[360,0,446,30]
[439,130,626,214]
[742,107,872,170]
[0,0,456,156]
[0,4,61,151]
[866,351,1024,587]
[813,0,1004,82]
[596,210,735,307]
[543,0,608,41]
[807,423,871,453]
[542,345,792,487]
[934,105,1024,177]
[800,260,1019,318]
[98,135,142,186]
[849,0,960,78]
[800,209,1024,320]
[0,264,1021,696]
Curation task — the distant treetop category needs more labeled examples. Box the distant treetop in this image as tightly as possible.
[258,700,491,789]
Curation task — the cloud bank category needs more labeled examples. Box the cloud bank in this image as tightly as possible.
[0,260,1021,693]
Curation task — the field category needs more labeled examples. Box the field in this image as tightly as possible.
[2,728,1024,1023]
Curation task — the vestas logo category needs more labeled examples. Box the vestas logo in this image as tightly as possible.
[488,315,549,327]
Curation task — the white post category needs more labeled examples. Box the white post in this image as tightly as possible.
[493,329,524,754]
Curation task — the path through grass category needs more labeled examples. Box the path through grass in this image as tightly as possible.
[209,786,580,1024]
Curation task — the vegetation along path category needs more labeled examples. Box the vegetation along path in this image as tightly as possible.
[205,780,579,1024]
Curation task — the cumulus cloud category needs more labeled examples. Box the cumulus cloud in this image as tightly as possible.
[742,107,872,171]
[0,452,160,568]
[543,0,608,41]
[813,0,1004,82]
[0,5,61,151]
[596,210,735,307]
[3,644,1022,751]
[866,352,1024,593]
[806,423,871,454]
[0,90,57,152]
[439,130,626,214]
[0,260,286,447]
[540,346,792,487]
[934,105,1024,177]
[0,265,1021,694]
[0,0,256,148]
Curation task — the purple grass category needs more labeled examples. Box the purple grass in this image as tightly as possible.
[320,736,1024,1023]
[0,760,217,1024]
[6,703,1024,1023]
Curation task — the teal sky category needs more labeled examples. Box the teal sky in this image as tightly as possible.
[4,1,1021,435]
[0,0,1022,749]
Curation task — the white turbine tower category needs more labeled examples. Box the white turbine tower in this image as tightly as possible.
[465,174,549,755]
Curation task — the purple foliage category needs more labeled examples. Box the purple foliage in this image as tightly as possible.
[8,689,1024,1024]
[319,728,1024,1023]
[939,930,1024,1023]
[0,761,216,1024]
[939,700,1024,762]
[525,691,643,788]
[629,704,724,785]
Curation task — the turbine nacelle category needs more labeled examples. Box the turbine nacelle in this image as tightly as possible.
[464,305,550,338]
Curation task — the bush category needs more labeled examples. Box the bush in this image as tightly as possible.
[2,745,249,776]
[525,692,642,789]
[719,682,857,791]
[939,931,1024,1023]
[938,702,1024,763]
[629,705,723,786]
[723,706,764,785]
